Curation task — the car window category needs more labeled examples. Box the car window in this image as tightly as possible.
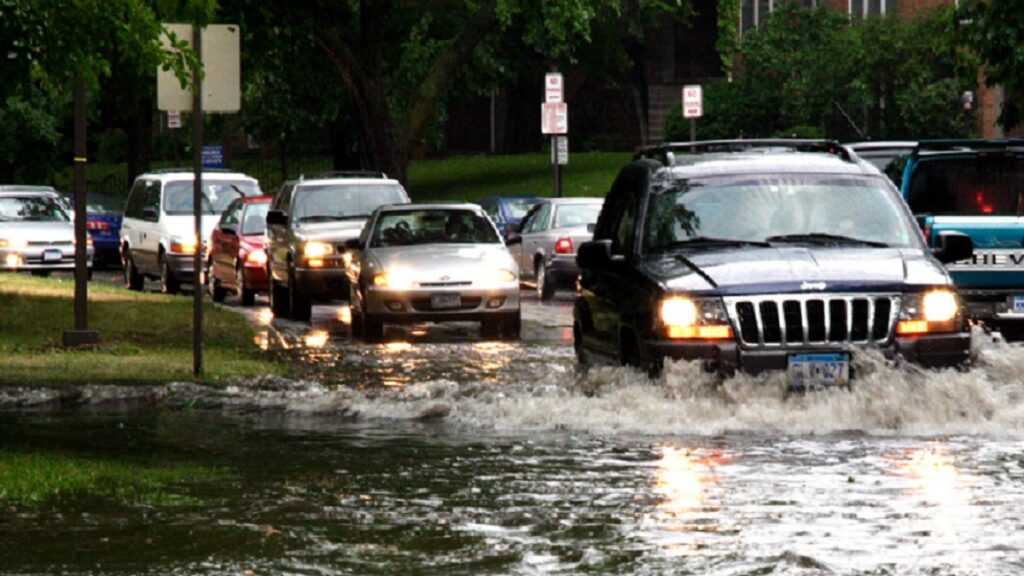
[554,203,601,228]
[220,199,242,228]
[0,196,69,222]
[479,199,499,221]
[523,203,551,234]
[645,174,916,250]
[371,209,499,247]
[292,184,407,222]
[505,198,538,220]
[907,156,1024,216]
[163,180,258,215]
[242,203,270,235]
[144,181,161,220]
[125,180,146,218]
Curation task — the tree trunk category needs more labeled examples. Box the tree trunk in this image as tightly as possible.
[125,95,153,187]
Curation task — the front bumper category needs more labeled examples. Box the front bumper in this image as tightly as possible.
[960,289,1024,325]
[294,267,349,301]
[242,262,269,291]
[364,284,520,323]
[644,332,971,374]
[0,246,93,272]
[545,255,580,289]
[165,252,199,281]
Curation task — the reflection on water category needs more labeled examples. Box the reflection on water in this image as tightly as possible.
[649,446,726,556]
[256,308,274,325]
[303,330,330,348]
[898,446,968,505]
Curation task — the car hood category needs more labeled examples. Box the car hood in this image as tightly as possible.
[366,244,518,283]
[0,221,75,243]
[296,220,366,242]
[645,246,951,294]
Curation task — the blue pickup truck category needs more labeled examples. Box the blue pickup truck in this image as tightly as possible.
[901,139,1024,339]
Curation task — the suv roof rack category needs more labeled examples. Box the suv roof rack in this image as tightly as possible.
[298,170,388,181]
[912,138,1024,155]
[148,167,239,174]
[635,139,852,166]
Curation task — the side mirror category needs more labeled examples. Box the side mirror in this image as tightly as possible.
[343,237,364,251]
[142,207,158,221]
[932,231,973,264]
[504,223,519,237]
[505,233,522,246]
[577,239,614,270]
[266,210,287,226]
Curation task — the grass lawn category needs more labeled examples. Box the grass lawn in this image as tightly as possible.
[0,274,283,386]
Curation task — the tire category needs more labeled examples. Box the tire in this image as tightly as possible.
[30,271,50,278]
[123,249,144,291]
[620,329,662,377]
[502,309,522,340]
[362,312,384,342]
[536,260,555,301]
[1000,323,1024,342]
[210,277,227,303]
[573,321,590,366]
[269,275,290,318]
[481,317,501,339]
[159,254,180,295]
[237,266,255,307]
[288,270,312,322]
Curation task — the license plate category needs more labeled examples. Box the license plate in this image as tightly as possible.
[787,353,850,388]
[1013,295,1024,315]
[42,249,62,263]
[431,293,461,310]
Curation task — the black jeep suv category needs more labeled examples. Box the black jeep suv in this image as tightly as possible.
[574,140,975,386]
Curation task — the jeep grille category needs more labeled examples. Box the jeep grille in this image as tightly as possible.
[723,294,900,348]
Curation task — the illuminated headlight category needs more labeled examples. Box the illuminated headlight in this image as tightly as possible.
[0,238,28,249]
[897,289,959,335]
[658,296,732,340]
[341,251,353,267]
[169,236,198,254]
[922,290,958,322]
[373,268,415,290]
[4,254,22,267]
[246,249,267,265]
[304,242,332,258]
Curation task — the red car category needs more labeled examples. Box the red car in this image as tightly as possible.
[207,196,272,306]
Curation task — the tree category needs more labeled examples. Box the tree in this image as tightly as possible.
[958,0,1024,130]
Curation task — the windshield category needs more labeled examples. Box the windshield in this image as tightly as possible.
[293,184,406,222]
[505,198,538,220]
[0,196,69,222]
[241,203,270,235]
[554,203,601,228]
[371,209,500,247]
[907,155,1024,216]
[164,180,259,215]
[644,175,915,252]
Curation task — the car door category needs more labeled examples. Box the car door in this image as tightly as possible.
[120,180,146,261]
[136,179,162,274]
[522,202,551,278]
[514,204,541,275]
[213,199,243,284]
[266,184,293,284]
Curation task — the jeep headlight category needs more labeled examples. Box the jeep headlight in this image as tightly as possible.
[658,296,732,340]
[922,290,958,322]
[304,241,332,258]
[897,289,959,335]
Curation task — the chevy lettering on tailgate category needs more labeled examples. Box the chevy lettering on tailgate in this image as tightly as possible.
[948,250,1024,271]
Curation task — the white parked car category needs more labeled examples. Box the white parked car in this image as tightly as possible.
[346,203,521,341]
[0,187,92,276]
[119,169,262,293]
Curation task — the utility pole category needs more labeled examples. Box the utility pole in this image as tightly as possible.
[192,24,204,377]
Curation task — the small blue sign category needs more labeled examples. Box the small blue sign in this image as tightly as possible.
[201,145,224,169]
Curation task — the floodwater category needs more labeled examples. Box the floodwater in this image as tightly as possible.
[4,292,1024,575]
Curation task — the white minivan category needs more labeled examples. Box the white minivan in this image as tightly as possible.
[120,169,262,293]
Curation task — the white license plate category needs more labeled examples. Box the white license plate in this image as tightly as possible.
[787,353,850,388]
[1013,295,1024,315]
[42,249,62,263]
[431,293,461,310]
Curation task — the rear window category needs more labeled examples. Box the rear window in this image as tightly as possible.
[907,155,1024,216]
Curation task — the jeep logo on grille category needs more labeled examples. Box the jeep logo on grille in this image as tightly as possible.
[800,281,827,291]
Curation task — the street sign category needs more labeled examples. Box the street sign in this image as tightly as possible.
[202,145,224,168]
[683,85,703,119]
[167,110,181,129]
[157,24,241,112]
[551,136,569,165]
[541,102,568,135]
[545,72,564,103]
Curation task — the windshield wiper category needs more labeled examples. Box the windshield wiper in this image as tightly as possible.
[299,214,369,222]
[649,236,771,253]
[766,233,889,248]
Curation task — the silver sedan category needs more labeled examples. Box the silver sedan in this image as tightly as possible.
[346,204,520,341]
[0,191,93,276]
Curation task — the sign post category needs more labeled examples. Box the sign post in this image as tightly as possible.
[157,23,240,377]
[542,72,567,197]
[683,85,703,142]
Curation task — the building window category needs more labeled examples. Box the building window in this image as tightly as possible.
[741,0,819,34]
[850,0,895,19]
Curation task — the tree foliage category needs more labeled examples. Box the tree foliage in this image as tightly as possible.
[958,0,1024,130]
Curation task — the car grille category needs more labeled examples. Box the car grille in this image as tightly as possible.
[418,281,472,288]
[410,296,482,312]
[723,294,900,348]
[27,240,72,247]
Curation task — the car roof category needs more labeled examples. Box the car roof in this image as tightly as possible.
[291,177,401,187]
[0,190,58,198]
[910,138,1024,159]
[0,185,57,193]
[137,169,258,182]
[478,195,541,202]
[533,197,603,205]
[379,202,482,212]
[846,141,918,151]
[659,151,877,180]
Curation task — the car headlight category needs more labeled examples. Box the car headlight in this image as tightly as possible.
[658,296,733,340]
[373,268,415,290]
[897,289,959,335]
[169,236,198,254]
[0,238,28,249]
[246,249,267,265]
[304,241,332,258]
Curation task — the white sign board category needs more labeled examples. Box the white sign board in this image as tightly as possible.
[545,73,564,103]
[551,136,569,165]
[683,84,703,119]
[167,110,182,129]
[541,102,568,135]
[157,24,241,112]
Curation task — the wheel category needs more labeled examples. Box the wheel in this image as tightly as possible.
[999,323,1024,342]
[362,312,384,342]
[620,330,662,377]
[536,260,555,301]
[481,317,501,339]
[210,277,227,303]
[30,271,51,278]
[573,321,590,366]
[160,254,181,295]
[502,309,522,340]
[123,249,144,291]
[288,270,312,321]
[269,276,290,318]
[237,266,255,306]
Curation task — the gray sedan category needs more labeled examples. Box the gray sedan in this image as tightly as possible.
[507,197,603,300]
[0,190,92,276]
[346,204,521,341]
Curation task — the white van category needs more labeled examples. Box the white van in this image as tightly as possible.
[120,169,262,293]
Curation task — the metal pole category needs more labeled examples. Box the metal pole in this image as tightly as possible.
[489,89,496,154]
[192,25,204,377]
[689,118,696,143]
[73,78,88,330]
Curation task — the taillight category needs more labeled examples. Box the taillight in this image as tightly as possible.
[86,220,110,231]
[554,237,573,254]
